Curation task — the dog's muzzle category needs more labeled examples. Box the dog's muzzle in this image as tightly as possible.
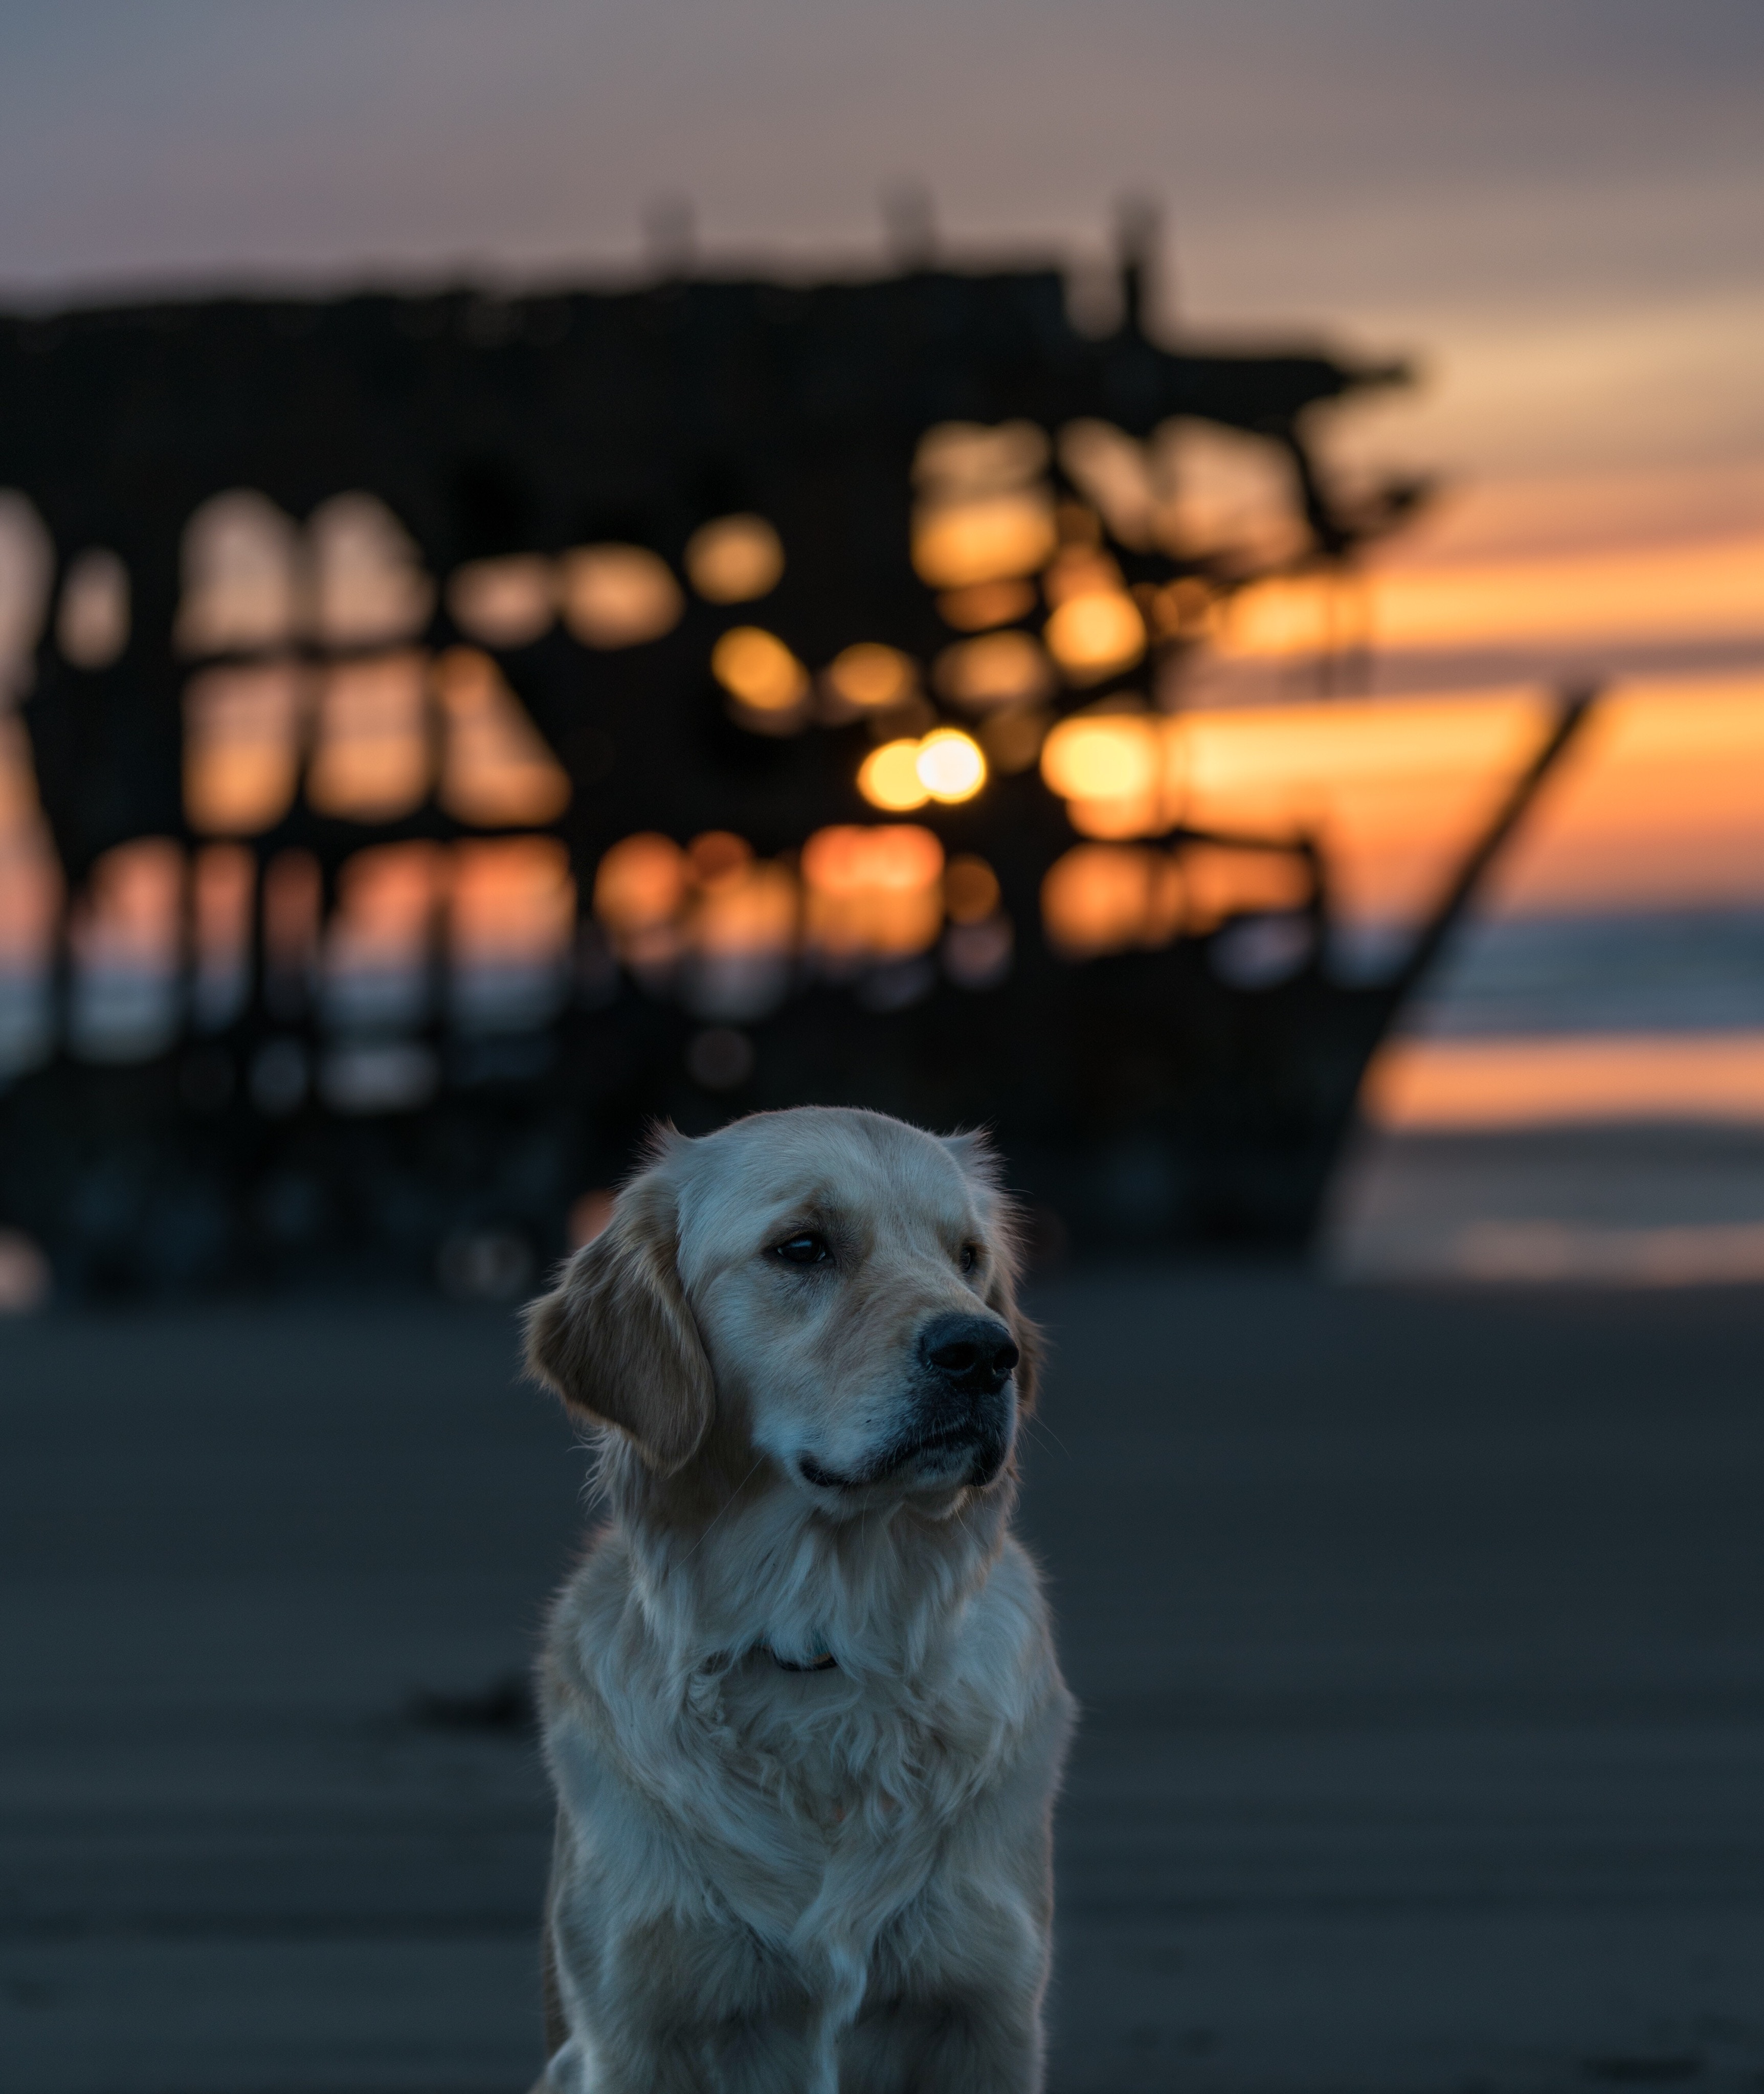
[798,1313,1020,1492]
[897,1312,1018,1485]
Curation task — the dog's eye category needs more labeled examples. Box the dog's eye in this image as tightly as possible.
[959,1242,980,1274]
[773,1232,832,1267]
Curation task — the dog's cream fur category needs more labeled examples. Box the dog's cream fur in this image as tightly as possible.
[523,1106,1073,2093]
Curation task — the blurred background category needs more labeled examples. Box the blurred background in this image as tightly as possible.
[2,5,1761,2090]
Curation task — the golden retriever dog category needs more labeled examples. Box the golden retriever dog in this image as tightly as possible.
[522,1106,1073,2093]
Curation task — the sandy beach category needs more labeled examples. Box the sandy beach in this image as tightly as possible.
[4,1269,1761,2092]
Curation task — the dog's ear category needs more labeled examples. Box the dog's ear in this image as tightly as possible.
[523,1166,713,1475]
[944,1129,1042,1416]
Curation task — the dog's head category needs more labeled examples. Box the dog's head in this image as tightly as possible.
[524,1107,1036,1510]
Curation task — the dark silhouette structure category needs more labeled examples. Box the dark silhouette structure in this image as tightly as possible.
[0,239,1582,1294]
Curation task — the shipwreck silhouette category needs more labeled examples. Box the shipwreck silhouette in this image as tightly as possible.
[0,228,1587,1291]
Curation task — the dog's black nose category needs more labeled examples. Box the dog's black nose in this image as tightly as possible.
[920,1313,1019,1396]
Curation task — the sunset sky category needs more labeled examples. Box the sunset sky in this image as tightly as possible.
[2,6,1756,565]
[1,6,1755,475]
[2,5,1757,644]
[3,2,1761,1144]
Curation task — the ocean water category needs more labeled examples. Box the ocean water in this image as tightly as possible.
[1331,906,1764,1280]
[1397,906,1764,1038]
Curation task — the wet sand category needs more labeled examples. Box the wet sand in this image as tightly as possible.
[1329,1122,1764,1281]
[3,1273,1762,2092]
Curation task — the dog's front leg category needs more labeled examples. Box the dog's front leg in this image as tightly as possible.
[547,1903,826,2094]
[542,1895,734,2094]
[842,1985,1045,2094]
[541,2022,842,2094]
[537,2026,720,2094]
[846,1876,1053,2094]
[919,1989,1046,2093]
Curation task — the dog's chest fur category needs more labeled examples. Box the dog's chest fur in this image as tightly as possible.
[699,1645,1002,1856]
[544,1525,1055,1952]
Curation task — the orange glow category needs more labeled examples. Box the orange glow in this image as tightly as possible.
[1041,844,1179,959]
[685,515,785,603]
[262,850,322,975]
[1060,791,1165,841]
[1144,575,1219,642]
[1039,835,1307,953]
[1158,681,1764,924]
[66,840,185,1059]
[1180,844,1312,932]
[1056,418,1306,567]
[1382,463,1764,571]
[593,833,690,937]
[915,728,986,804]
[654,838,801,1018]
[1489,677,1764,915]
[1039,702,1175,839]
[1178,694,1547,807]
[307,652,431,821]
[711,626,809,714]
[328,842,442,972]
[0,716,44,838]
[433,647,571,827]
[1372,533,1764,654]
[1207,572,1361,663]
[1063,791,1168,841]
[1041,547,1124,607]
[858,738,931,812]
[933,632,1053,709]
[803,823,944,894]
[1040,714,1164,828]
[936,580,1037,631]
[184,662,308,835]
[568,1190,616,1249]
[693,859,798,958]
[71,838,183,970]
[446,556,555,649]
[192,843,253,968]
[825,642,918,712]
[450,837,575,965]
[0,717,60,970]
[911,419,1059,592]
[1216,534,1764,664]
[1044,589,1147,683]
[310,493,434,648]
[0,490,52,682]
[56,548,129,669]
[560,545,684,649]
[802,824,945,962]
[912,492,1058,590]
[1154,420,1306,566]
[1056,422,1162,551]
[1362,1032,1764,1133]
[175,491,302,657]
[914,420,1050,496]
[687,831,753,886]
[944,854,1000,924]
[1173,692,1553,921]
